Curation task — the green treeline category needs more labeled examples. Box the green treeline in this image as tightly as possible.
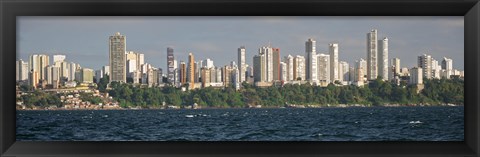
[108,78,464,108]
[19,90,63,108]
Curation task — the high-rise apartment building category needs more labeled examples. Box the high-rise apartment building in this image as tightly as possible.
[201,67,211,88]
[126,51,144,72]
[253,55,265,82]
[45,65,54,85]
[367,29,378,80]
[167,47,175,83]
[126,59,137,74]
[80,68,94,83]
[16,59,29,82]
[418,54,432,79]
[317,54,330,83]
[280,62,287,81]
[203,58,214,69]
[69,62,77,81]
[216,67,222,83]
[180,61,187,85]
[355,59,367,82]
[442,57,453,79]
[188,53,195,89]
[29,54,49,81]
[339,61,349,82]
[293,55,305,81]
[409,67,423,85]
[95,69,103,83]
[109,32,126,83]
[329,43,339,82]
[223,65,235,87]
[102,65,110,77]
[378,37,389,80]
[392,58,401,76]
[272,48,281,81]
[259,46,273,82]
[431,59,441,79]
[238,46,246,82]
[305,38,317,82]
[59,61,69,81]
[284,55,294,81]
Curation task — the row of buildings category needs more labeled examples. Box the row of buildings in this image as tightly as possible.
[16,54,98,89]
[16,30,464,91]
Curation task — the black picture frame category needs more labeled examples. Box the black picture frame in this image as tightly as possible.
[1,0,479,156]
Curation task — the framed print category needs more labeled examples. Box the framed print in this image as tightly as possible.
[1,0,479,156]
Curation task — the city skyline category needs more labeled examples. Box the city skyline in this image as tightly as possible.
[17,16,464,71]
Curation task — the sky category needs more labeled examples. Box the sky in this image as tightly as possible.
[17,16,464,71]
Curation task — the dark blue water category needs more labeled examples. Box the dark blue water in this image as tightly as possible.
[16,106,464,141]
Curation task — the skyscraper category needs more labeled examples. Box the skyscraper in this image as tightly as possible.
[238,46,246,83]
[442,57,453,79]
[329,43,339,82]
[222,65,235,87]
[126,59,137,74]
[409,67,423,85]
[259,46,273,82]
[367,29,378,80]
[305,38,317,82]
[203,58,214,69]
[59,61,69,81]
[80,68,94,83]
[280,62,287,82]
[418,54,432,79]
[317,54,330,83]
[378,37,389,80]
[188,53,195,89]
[167,47,175,84]
[293,55,305,81]
[29,54,49,81]
[272,48,281,81]
[126,51,144,72]
[284,55,294,81]
[95,69,103,83]
[109,32,126,83]
[69,62,77,81]
[16,59,29,82]
[392,58,401,76]
[180,61,187,85]
[102,65,110,77]
[339,61,349,82]
[253,54,265,82]
[355,59,367,82]
[201,67,211,88]
[44,65,53,85]
[431,59,441,79]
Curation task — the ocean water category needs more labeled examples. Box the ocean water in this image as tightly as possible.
[16,106,464,141]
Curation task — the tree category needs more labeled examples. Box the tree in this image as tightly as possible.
[19,84,32,92]
[97,74,109,92]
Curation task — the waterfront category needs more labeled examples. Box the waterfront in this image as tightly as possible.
[16,106,464,141]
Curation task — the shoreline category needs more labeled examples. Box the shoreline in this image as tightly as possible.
[16,103,463,111]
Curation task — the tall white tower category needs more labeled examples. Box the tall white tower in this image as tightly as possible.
[418,54,432,79]
[367,29,378,80]
[259,46,273,82]
[378,37,389,81]
[238,46,246,82]
[442,57,453,79]
[329,43,339,82]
